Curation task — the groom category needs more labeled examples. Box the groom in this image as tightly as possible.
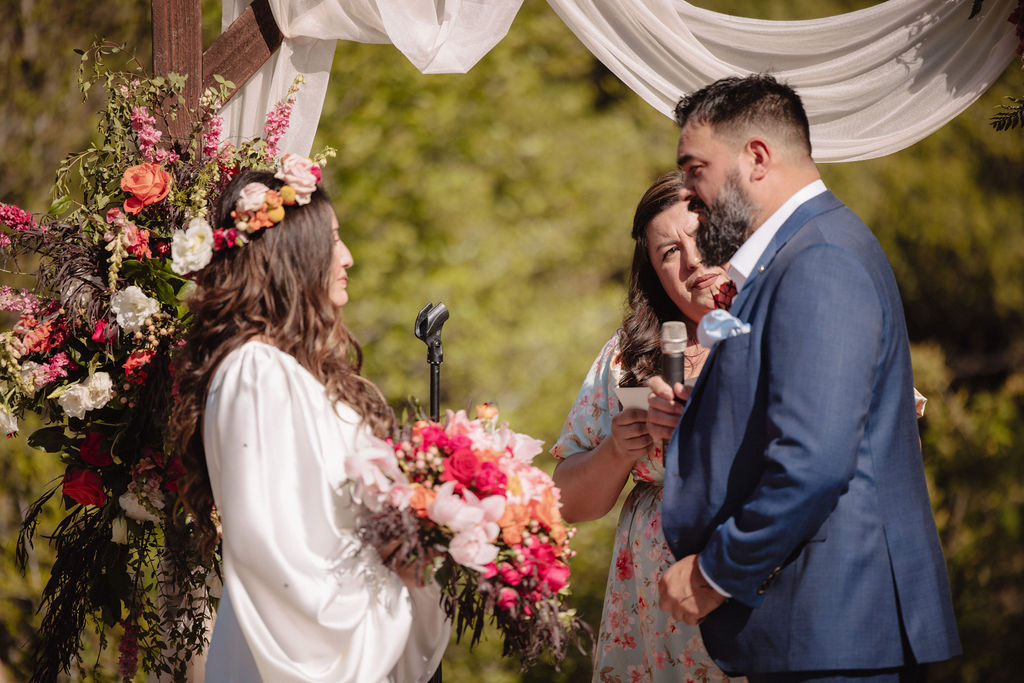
[647,74,961,681]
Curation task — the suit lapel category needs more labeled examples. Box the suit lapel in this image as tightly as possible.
[727,191,843,317]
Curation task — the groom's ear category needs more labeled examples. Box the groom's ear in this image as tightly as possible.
[744,137,772,182]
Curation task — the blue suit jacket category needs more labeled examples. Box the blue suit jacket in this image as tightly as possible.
[662,192,961,674]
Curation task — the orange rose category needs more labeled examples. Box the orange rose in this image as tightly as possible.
[474,447,503,465]
[121,163,171,214]
[499,503,530,546]
[408,484,436,519]
[475,402,499,420]
[529,488,561,530]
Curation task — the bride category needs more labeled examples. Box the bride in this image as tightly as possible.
[168,160,448,682]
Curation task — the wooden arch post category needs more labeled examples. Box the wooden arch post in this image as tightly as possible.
[150,0,282,145]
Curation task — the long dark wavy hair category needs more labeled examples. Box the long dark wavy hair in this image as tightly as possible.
[618,171,693,387]
[168,169,394,562]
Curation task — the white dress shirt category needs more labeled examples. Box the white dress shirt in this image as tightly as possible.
[727,179,828,291]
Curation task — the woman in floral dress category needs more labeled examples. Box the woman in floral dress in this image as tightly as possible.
[552,172,741,683]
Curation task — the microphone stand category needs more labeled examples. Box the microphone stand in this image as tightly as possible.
[414,302,449,421]
[414,302,449,683]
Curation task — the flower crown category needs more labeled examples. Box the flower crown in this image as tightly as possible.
[169,154,322,276]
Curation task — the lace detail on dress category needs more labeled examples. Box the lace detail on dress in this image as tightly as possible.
[333,528,399,613]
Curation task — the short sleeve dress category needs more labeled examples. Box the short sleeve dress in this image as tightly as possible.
[552,332,738,683]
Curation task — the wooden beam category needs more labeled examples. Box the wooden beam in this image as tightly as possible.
[203,0,283,105]
[152,0,203,144]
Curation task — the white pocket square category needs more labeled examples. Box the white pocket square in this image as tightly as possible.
[697,309,751,348]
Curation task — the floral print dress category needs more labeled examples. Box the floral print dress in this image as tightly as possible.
[552,332,739,683]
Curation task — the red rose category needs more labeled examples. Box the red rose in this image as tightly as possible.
[121,163,171,214]
[63,468,106,507]
[163,456,185,492]
[473,461,508,497]
[91,319,109,343]
[441,447,481,487]
[713,279,738,310]
[80,432,112,466]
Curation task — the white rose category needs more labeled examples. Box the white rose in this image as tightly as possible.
[110,286,160,333]
[111,516,129,544]
[0,406,18,435]
[235,182,270,213]
[84,372,114,410]
[19,361,41,390]
[58,384,90,419]
[119,489,163,523]
[275,154,317,205]
[171,217,214,275]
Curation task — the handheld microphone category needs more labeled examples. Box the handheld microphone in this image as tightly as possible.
[660,320,688,389]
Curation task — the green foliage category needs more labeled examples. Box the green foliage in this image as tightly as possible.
[991,96,1024,131]
[2,0,1023,681]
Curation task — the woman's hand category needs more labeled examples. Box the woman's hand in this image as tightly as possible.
[608,407,655,463]
[646,376,689,444]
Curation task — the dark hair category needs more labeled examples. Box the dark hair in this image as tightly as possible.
[673,73,812,156]
[168,169,393,562]
[618,171,690,387]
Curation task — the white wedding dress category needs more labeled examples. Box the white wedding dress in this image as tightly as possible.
[202,341,449,682]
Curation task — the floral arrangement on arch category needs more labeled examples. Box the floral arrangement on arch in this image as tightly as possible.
[0,42,329,681]
[352,405,590,668]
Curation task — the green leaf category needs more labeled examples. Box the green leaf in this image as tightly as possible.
[28,426,70,453]
[48,194,71,216]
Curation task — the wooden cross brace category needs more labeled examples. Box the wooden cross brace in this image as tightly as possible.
[151,0,283,144]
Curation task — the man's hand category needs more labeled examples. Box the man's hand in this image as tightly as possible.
[658,554,726,625]
[646,375,690,444]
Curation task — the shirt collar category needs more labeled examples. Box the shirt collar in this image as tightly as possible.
[727,179,827,291]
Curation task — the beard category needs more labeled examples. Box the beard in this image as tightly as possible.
[691,172,757,267]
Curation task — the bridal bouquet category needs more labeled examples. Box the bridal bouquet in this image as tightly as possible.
[0,42,330,681]
[353,405,589,668]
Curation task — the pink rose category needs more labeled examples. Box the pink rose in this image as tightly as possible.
[91,319,109,343]
[235,182,270,214]
[497,561,523,586]
[473,461,507,497]
[80,432,113,467]
[496,587,518,611]
[274,154,318,204]
[63,468,106,507]
[538,559,570,593]
[442,447,481,489]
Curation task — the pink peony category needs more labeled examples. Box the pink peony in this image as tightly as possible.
[448,525,499,571]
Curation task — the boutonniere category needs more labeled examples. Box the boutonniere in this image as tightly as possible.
[697,309,751,348]
[713,279,737,310]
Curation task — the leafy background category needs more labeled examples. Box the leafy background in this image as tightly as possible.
[1,0,1022,680]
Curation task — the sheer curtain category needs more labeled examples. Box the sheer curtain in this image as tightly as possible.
[220,0,1018,162]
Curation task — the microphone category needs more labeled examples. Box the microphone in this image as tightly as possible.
[661,320,688,389]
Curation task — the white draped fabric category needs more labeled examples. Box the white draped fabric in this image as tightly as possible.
[220,0,1018,161]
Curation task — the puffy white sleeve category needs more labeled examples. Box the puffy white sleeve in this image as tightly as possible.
[203,342,448,682]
